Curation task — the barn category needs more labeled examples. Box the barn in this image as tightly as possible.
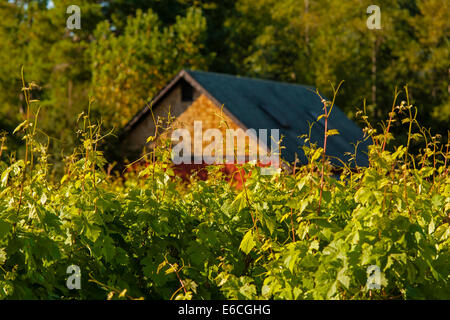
[121,69,370,171]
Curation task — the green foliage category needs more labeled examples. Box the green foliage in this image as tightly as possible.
[0,1,210,168]
[90,7,210,129]
[0,0,448,167]
[225,0,449,137]
[0,79,448,300]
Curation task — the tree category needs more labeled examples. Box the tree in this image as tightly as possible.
[226,0,449,143]
[0,0,103,162]
[90,7,211,129]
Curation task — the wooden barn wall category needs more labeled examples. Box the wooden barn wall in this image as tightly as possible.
[166,94,265,160]
[122,83,201,152]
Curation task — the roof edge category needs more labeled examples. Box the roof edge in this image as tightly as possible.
[183,71,251,132]
[121,69,252,139]
[122,70,187,134]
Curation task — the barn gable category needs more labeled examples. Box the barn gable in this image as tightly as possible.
[121,69,370,167]
[166,94,265,160]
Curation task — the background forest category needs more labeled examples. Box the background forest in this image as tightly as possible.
[0,0,448,168]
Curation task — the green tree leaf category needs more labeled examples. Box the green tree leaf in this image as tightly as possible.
[239,230,256,254]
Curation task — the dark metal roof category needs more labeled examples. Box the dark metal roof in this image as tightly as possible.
[123,69,370,166]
